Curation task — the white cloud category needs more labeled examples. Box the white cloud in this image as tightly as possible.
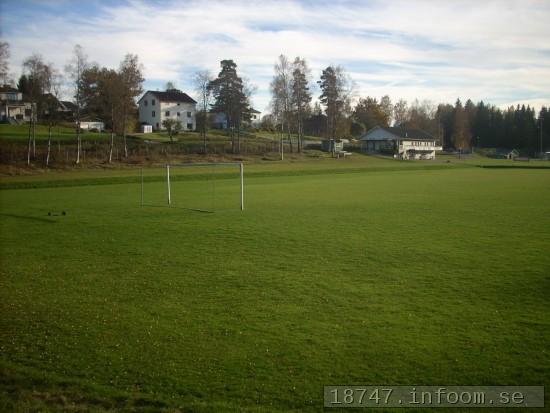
[1,0,549,113]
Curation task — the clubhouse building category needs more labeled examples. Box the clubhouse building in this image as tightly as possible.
[360,126,442,160]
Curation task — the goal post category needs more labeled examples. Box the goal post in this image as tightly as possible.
[140,162,244,212]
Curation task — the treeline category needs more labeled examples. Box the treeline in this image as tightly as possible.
[265,54,548,155]
[1,41,548,164]
[14,45,145,164]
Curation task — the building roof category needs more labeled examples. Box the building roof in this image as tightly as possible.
[139,89,197,104]
[60,101,78,111]
[361,126,436,141]
[0,85,19,93]
[495,148,519,155]
[209,107,261,114]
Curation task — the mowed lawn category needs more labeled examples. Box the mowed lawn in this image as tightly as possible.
[1,164,549,412]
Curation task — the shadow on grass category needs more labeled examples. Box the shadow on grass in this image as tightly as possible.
[0,213,57,223]
[140,203,215,214]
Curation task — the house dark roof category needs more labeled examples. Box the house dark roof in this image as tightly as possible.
[362,126,436,141]
[495,148,519,155]
[0,85,19,93]
[209,107,260,114]
[60,101,78,111]
[139,89,197,104]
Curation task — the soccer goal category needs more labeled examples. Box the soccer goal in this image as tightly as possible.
[139,162,244,212]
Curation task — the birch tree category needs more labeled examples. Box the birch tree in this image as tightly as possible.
[291,57,311,152]
[65,45,89,164]
[0,42,10,85]
[45,69,63,166]
[194,70,213,154]
[270,55,294,152]
[118,54,144,158]
[22,54,52,164]
[393,99,408,126]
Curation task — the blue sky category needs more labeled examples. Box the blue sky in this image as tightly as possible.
[1,0,549,114]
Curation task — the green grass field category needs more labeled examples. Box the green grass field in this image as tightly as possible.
[1,157,549,412]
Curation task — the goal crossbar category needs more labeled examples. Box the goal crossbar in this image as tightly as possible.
[140,162,244,211]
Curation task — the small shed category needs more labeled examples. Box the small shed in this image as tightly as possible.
[494,149,519,159]
[321,139,344,153]
[141,124,153,133]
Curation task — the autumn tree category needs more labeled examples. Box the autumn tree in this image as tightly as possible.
[80,66,123,162]
[353,97,389,131]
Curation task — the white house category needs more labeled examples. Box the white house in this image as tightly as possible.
[360,126,442,160]
[138,89,197,131]
[79,118,105,131]
[0,85,32,122]
[211,108,262,129]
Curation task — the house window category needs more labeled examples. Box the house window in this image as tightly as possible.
[165,111,170,116]
[187,111,192,118]
[187,123,192,129]
[144,100,148,106]
[152,111,155,117]
[152,99,156,105]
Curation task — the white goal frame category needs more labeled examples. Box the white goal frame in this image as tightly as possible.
[140,162,244,211]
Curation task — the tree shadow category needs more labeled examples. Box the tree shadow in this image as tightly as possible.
[0,213,57,223]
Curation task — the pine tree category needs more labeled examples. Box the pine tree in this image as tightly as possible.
[209,60,249,153]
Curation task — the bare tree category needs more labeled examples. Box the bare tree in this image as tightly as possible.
[65,45,89,164]
[0,42,10,85]
[270,55,294,152]
[45,69,63,167]
[291,57,312,152]
[165,81,176,90]
[393,99,408,126]
[118,54,144,158]
[380,95,393,125]
[194,70,213,154]
[22,54,53,164]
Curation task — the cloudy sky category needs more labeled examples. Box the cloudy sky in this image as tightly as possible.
[1,0,549,114]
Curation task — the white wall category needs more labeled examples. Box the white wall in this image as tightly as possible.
[138,91,160,129]
[138,91,196,131]
[159,101,196,130]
